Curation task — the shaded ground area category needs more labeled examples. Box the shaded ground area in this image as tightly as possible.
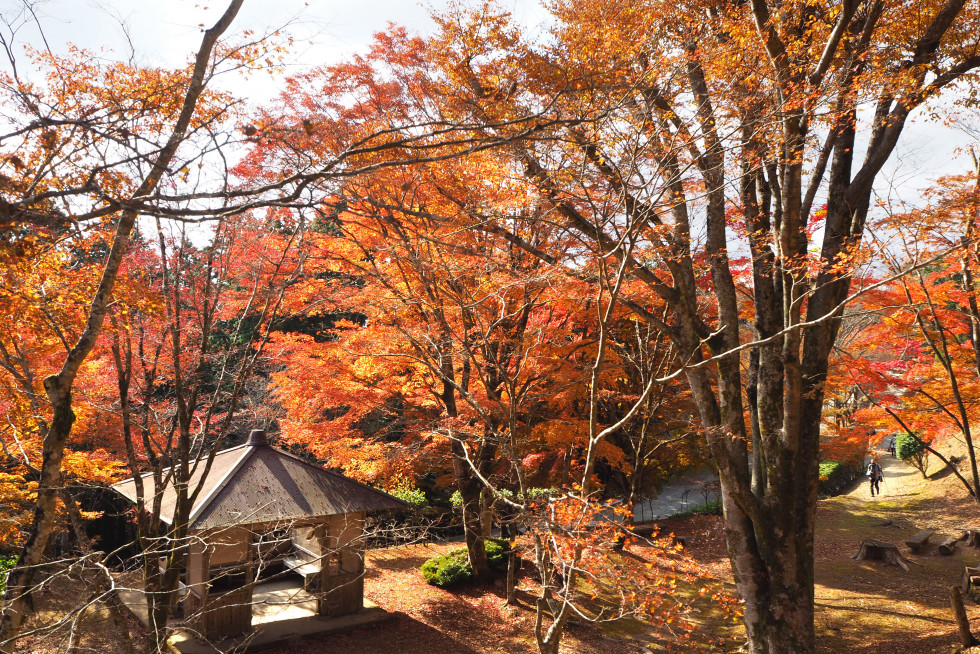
[266,542,649,654]
[812,449,980,654]
[13,450,980,653]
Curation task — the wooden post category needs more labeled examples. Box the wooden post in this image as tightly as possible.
[951,585,979,647]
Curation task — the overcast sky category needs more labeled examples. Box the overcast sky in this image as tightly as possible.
[0,1,549,79]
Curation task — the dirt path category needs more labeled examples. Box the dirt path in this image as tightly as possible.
[814,448,980,654]
[847,450,921,502]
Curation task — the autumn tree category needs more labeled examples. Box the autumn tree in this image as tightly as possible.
[841,158,980,494]
[403,2,980,652]
[265,151,603,581]
[93,212,305,650]
[0,4,253,644]
[0,227,127,550]
[0,2,553,643]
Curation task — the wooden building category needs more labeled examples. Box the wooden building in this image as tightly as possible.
[113,429,405,640]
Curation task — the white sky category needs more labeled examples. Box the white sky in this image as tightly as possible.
[1,0,973,198]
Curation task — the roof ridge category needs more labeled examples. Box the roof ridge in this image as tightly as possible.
[111,442,252,489]
[186,445,254,526]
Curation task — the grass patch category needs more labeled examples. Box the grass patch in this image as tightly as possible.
[668,499,722,519]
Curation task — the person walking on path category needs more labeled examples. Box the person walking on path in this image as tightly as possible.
[868,458,884,497]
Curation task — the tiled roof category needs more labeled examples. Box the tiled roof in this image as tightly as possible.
[112,430,406,531]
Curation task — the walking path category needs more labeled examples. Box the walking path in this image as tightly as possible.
[632,468,719,523]
[851,447,921,501]
[632,448,915,524]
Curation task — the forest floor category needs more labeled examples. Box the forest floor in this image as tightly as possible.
[13,449,980,653]
[810,449,980,654]
[260,449,980,654]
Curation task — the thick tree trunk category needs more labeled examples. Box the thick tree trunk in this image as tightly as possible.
[454,460,491,581]
[721,434,819,653]
[448,423,490,580]
[0,380,74,644]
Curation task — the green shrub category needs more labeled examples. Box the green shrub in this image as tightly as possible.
[421,548,473,587]
[420,539,509,587]
[817,460,861,496]
[819,460,842,479]
[895,432,929,477]
[386,486,428,508]
[450,487,557,508]
[0,555,17,596]
[485,538,508,568]
[895,432,925,460]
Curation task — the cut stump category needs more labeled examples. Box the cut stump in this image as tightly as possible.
[961,566,980,596]
[964,530,980,548]
[852,539,912,572]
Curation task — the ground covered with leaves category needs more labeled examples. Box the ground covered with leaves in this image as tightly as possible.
[810,452,980,654]
[14,452,980,653]
[265,451,980,654]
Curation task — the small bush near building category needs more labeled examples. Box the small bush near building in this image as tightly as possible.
[387,486,428,508]
[420,539,509,587]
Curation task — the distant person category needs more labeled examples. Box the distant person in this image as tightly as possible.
[867,458,883,497]
[888,436,897,458]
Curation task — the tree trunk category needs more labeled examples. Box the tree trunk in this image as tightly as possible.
[0,380,74,646]
[721,480,817,653]
[506,549,518,605]
[951,585,979,648]
[452,446,491,581]
[0,4,244,649]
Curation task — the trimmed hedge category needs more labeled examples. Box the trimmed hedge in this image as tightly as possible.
[818,460,861,496]
[420,539,508,587]
[895,431,929,476]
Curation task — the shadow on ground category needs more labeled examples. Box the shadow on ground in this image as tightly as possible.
[813,450,980,653]
[304,612,482,654]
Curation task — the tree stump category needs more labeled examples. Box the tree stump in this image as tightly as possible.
[964,530,980,548]
[939,535,960,556]
[960,566,980,596]
[852,539,912,572]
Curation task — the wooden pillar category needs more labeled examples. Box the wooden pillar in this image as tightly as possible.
[184,535,210,618]
[315,513,365,617]
[192,526,255,640]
